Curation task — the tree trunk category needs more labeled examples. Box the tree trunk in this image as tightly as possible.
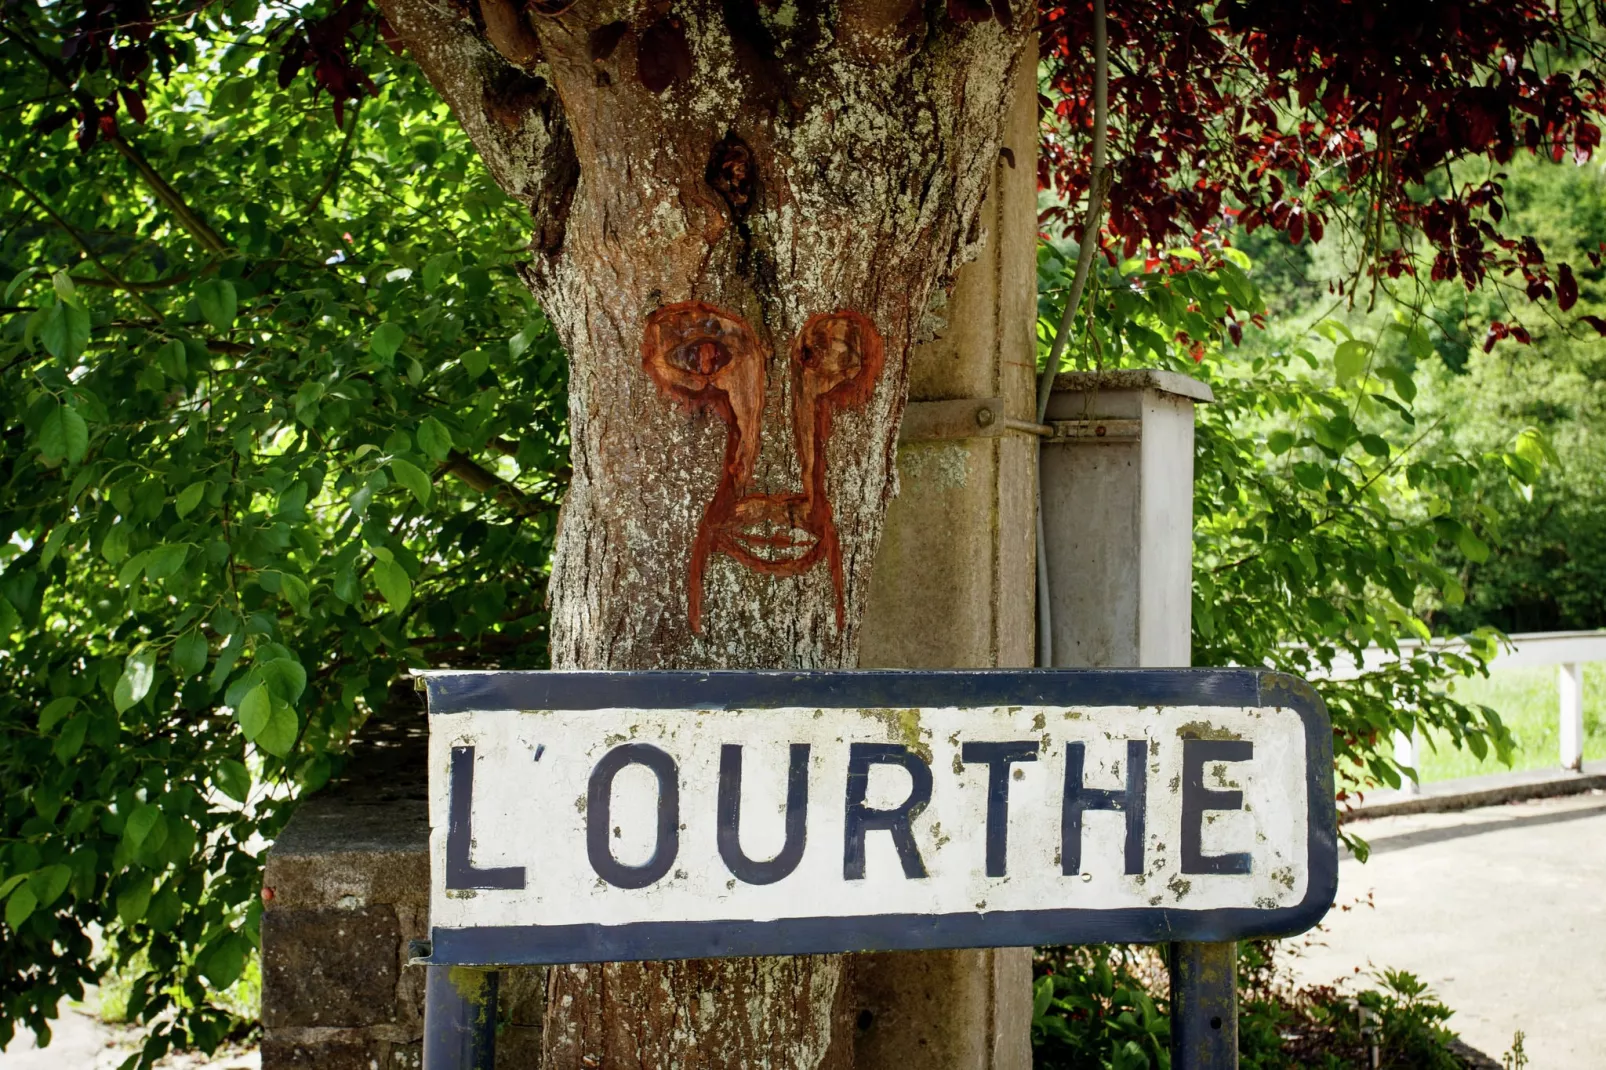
[376,1,1030,1064]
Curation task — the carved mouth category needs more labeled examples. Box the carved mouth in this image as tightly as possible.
[726,521,819,563]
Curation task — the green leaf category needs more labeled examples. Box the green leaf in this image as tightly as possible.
[29,864,71,908]
[40,300,91,360]
[197,279,238,332]
[1405,323,1434,362]
[114,649,158,713]
[145,542,191,580]
[423,253,453,292]
[255,699,298,757]
[214,759,252,804]
[1359,434,1390,458]
[462,348,489,378]
[371,322,406,361]
[124,804,162,851]
[390,458,432,506]
[1456,526,1491,564]
[117,550,152,587]
[147,887,183,932]
[1220,246,1253,270]
[1266,430,1295,455]
[52,270,77,303]
[1333,339,1372,385]
[39,696,77,733]
[374,557,412,613]
[258,656,307,703]
[1514,426,1559,467]
[4,266,40,303]
[175,481,207,518]
[5,885,37,930]
[201,934,247,989]
[39,525,70,569]
[172,630,209,678]
[237,683,271,741]
[157,338,188,379]
[279,571,310,615]
[418,416,453,461]
[116,879,152,926]
[0,875,25,902]
[53,716,89,763]
[209,631,245,694]
[38,402,89,465]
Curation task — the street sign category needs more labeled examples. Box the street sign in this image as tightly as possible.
[416,669,1336,968]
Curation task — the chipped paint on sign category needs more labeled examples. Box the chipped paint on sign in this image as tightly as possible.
[421,671,1337,965]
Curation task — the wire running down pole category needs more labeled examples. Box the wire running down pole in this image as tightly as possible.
[1035,0,1111,670]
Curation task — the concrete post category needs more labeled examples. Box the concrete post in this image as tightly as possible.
[851,42,1038,1070]
[1560,662,1584,771]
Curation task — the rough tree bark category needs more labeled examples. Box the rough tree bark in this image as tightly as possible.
[375,0,1030,1064]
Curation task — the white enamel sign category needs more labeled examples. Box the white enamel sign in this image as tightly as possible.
[419,670,1336,966]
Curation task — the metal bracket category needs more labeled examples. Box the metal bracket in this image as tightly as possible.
[899,398,1052,442]
[899,400,1141,444]
[1046,418,1142,442]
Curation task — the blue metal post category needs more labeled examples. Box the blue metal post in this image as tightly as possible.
[424,964,498,1070]
[1169,941,1237,1070]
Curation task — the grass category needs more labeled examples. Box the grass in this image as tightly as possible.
[1414,662,1606,783]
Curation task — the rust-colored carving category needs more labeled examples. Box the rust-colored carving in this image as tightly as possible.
[641,301,884,633]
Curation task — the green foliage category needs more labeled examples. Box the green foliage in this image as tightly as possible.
[1032,946,1170,1070]
[1038,243,1540,801]
[1032,944,1468,1069]
[0,16,565,1058]
[1235,152,1606,637]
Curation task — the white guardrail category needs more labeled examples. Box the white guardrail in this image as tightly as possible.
[1317,630,1606,790]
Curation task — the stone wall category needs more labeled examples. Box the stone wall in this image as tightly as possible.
[259,710,544,1067]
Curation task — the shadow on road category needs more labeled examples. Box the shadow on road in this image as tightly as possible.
[1349,798,1606,857]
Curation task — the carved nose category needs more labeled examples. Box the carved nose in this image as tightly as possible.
[745,363,806,499]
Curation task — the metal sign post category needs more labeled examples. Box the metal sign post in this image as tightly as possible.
[412,668,1337,1069]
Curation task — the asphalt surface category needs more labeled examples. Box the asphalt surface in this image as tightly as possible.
[1289,790,1606,1069]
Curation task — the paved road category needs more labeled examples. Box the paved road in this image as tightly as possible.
[0,1000,256,1070]
[1289,790,1606,1069]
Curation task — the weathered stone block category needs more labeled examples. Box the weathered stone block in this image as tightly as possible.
[261,905,402,1028]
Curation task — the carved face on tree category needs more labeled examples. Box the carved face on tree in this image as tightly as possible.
[642,301,884,633]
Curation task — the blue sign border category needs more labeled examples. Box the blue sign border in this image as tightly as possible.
[420,668,1338,966]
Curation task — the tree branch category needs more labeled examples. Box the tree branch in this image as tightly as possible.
[2,23,231,256]
[0,168,166,320]
[439,449,545,518]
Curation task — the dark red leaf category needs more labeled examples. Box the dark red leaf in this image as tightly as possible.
[1578,314,1606,337]
[377,16,405,55]
[119,86,147,125]
[1509,325,1532,344]
[278,42,307,89]
[1558,262,1579,311]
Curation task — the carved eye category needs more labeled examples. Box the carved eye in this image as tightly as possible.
[642,301,758,400]
[667,337,733,377]
[793,310,883,406]
[798,328,862,381]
